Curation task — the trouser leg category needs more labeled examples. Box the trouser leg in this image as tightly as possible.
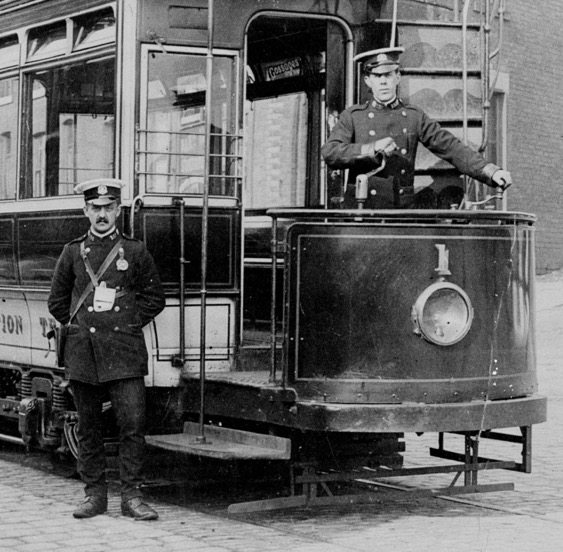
[71,380,108,498]
[108,377,147,501]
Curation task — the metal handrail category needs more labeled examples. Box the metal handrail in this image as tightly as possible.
[266,208,536,224]
[135,126,243,199]
[137,127,242,137]
[172,198,187,368]
[136,150,242,159]
[136,170,241,179]
[197,0,214,443]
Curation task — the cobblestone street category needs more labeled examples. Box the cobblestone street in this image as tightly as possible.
[1,272,562,552]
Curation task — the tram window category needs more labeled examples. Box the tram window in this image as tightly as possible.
[142,52,238,196]
[489,89,506,167]
[0,35,19,69]
[27,21,68,61]
[19,216,88,285]
[0,77,18,200]
[20,58,115,199]
[73,8,115,51]
[244,94,307,208]
[0,220,16,284]
[244,16,348,210]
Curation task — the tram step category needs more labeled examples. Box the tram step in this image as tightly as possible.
[146,422,291,461]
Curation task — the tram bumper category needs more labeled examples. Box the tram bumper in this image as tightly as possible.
[291,394,547,433]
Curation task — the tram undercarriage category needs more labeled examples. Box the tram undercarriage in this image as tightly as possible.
[147,370,545,513]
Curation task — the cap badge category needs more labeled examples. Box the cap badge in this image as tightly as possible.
[98,184,108,195]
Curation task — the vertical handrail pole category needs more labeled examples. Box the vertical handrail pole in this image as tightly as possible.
[178,198,186,364]
[461,0,471,146]
[269,214,278,383]
[197,0,214,442]
[390,0,398,46]
[482,0,491,153]
[461,0,472,204]
[171,197,186,369]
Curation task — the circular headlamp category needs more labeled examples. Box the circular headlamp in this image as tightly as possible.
[412,282,474,346]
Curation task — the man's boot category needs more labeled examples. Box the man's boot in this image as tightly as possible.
[121,497,158,520]
[73,495,108,519]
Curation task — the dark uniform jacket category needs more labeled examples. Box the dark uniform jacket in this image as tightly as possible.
[48,229,165,384]
[321,97,499,208]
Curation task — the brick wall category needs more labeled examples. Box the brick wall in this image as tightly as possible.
[502,1,563,273]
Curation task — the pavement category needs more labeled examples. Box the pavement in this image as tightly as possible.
[1,271,563,552]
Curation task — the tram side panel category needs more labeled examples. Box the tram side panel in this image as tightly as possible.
[0,205,239,446]
[0,206,238,375]
[131,206,240,384]
[0,218,31,368]
[286,221,537,413]
[11,206,239,379]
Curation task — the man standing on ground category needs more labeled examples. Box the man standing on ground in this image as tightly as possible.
[48,178,165,520]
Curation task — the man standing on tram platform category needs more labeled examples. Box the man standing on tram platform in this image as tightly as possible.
[48,179,165,520]
[321,47,512,209]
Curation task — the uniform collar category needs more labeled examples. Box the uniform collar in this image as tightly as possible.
[88,227,120,242]
[372,97,402,110]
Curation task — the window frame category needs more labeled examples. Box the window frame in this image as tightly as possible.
[0,71,19,201]
[138,44,241,202]
[0,4,117,209]
[18,53,117,201]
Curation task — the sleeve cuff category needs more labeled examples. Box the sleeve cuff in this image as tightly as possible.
[482,163,500,185]
[360,143,374,157]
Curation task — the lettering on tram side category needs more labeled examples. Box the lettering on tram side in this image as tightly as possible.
[39,316,57,338]
[0,313,24,335]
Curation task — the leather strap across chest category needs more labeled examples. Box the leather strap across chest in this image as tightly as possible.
[68,239,125,323]
[80,238,124,287]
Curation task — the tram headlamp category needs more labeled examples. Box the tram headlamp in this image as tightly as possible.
[412,282,474,346]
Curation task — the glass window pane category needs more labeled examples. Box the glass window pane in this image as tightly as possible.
[27,21,68,60]
[0,77,18,200]
[400,26,480,71]
[19,216,88,285]
[0,35,19,69]
[245,16,346,210]
[73,7,116,50]
[21,58,115,199]
[400,75,482,121]
[244,94,307,208]
[0,220,16,284]
[142,52,238,196]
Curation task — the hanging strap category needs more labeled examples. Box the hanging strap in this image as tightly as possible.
[68,239,125,324]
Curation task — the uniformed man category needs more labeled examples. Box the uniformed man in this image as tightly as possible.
[321,47,512,208]
[48,178,165,520]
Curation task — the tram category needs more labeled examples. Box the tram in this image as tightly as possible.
[0,0,546,506]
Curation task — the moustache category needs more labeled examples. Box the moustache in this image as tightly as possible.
[96,217,109,223]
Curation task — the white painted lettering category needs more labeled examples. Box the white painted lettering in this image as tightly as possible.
[435,244,452,276]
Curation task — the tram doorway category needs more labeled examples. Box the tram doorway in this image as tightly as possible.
[242,14,350,351]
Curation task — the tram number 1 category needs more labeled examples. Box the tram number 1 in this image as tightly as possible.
[435,244,452,277]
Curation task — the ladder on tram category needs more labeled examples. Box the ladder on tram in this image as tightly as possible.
[384,0,508,208]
